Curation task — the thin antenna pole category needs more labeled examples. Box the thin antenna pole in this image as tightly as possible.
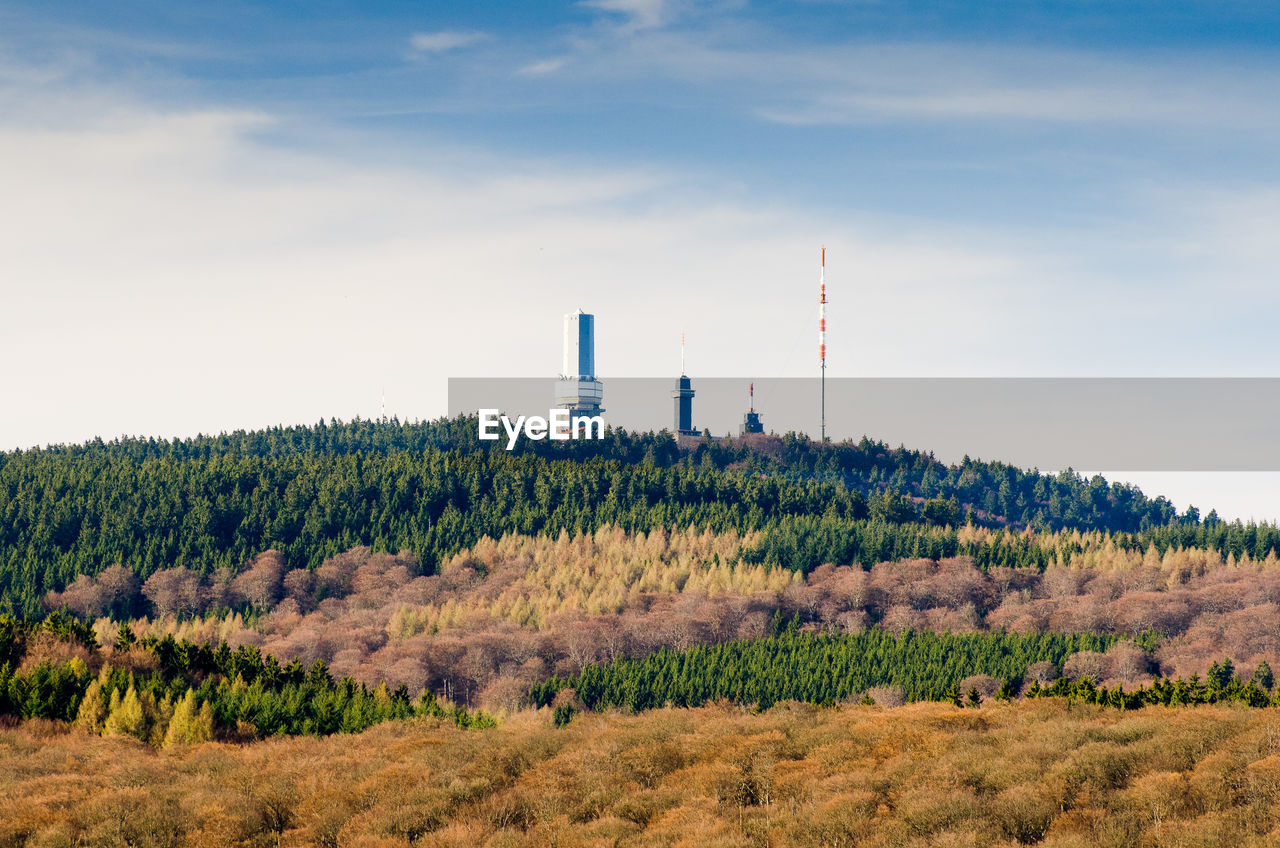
[819,247,827,441]
[749,381,754,413]
[381,388,386,422]
[681,331,686,376]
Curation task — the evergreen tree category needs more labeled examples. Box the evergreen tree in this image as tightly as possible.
[1208,658,1236,691]
[1253,660,1274,692]
[115,622,136,652]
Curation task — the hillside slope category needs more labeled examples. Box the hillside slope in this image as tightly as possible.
[3,416,1267,616]
[5,700,1280,848]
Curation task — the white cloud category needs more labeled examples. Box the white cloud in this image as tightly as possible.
[538,32,1280,131]
[408,30,488,53]
[581,0,671,30]
[752,76,1236,127]
[517,57,569,76]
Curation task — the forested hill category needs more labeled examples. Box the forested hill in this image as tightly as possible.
[9,414,1191,528]
[1,416,1272,618]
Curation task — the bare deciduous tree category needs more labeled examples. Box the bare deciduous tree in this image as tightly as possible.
[142,567,205,618]
[231,551,285,609]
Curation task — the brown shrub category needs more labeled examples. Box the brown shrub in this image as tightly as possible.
[6,701,1280,845]
[867,685,906,708]
[1026,661,1060,685]
[1064,651,1113,683]
[958,675,1001,700]
[989,783,1056,843]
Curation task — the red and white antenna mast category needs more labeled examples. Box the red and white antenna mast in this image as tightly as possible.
[819,247,827,441]
[749,381,755,414]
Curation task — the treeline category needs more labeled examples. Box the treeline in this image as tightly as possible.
[532,627,1280,716]
[6,415,1193,531]
[0,613,492,744]
[5,416,1276,616]
[531,625,1119,710]
[743,513,1280,574]
[1024,658,1275,709]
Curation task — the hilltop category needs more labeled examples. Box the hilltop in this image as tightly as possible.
[1,415,1256,618]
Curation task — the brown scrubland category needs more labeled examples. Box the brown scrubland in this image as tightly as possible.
[46,526,1280,711]
[21,525,1280,846]
[5,699,1280,847]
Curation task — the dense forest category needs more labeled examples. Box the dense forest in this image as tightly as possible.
[3,416,1276,617]
[3,415,1195,532]
[531,626,1120,710]
[531,625,1276,716]
[0,612,492,745]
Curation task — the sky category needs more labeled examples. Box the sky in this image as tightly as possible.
[2,1,1279,520]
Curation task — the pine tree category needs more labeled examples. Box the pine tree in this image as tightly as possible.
[1252,660,1274,692]
[1208,658,1235,691]
[114,622,136,652]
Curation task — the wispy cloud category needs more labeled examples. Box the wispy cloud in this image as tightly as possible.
[747,48,1261,128]
[581,0,671,30]
[550,32,1280,132]
[408,30,488,53]
[517,57,569,76]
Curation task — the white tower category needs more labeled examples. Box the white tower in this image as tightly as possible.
[555,309,604,416]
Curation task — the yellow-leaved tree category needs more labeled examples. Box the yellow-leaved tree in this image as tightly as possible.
[103,685,154,741]
[74,679,108,734]
[163,689,214,748]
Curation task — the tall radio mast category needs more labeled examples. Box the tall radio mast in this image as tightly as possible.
[819,247,827,442]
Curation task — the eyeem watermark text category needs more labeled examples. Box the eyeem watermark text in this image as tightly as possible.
[478,409,605,450]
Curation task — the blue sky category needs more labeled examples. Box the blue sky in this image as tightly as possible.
[2,1,1279,518]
